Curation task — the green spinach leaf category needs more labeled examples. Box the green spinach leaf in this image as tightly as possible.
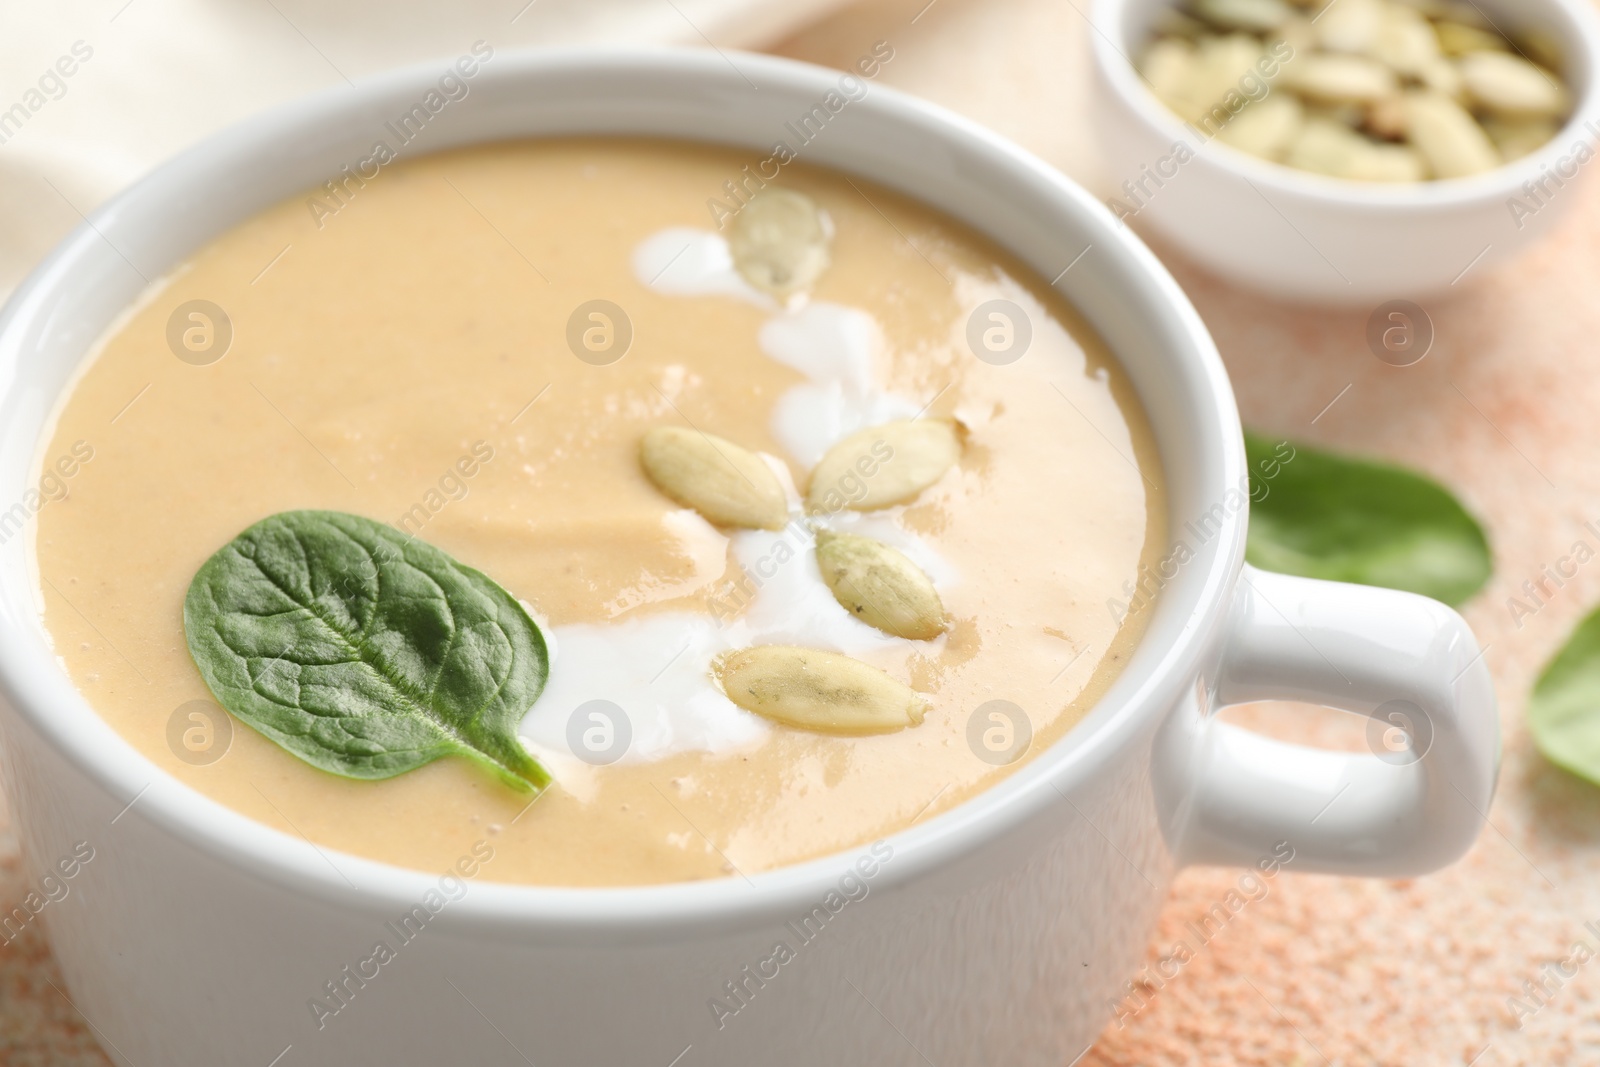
[1530,607,1600,786]
[1245,431,1491,607]
[184,510,550,792]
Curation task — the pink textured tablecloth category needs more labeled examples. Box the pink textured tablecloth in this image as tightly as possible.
[7,0,1600,1063]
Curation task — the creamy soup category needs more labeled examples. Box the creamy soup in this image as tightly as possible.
[33,139,1165,887]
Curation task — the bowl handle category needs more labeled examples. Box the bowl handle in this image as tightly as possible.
[1182,565,1500,876]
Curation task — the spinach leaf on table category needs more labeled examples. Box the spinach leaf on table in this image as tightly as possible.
[1245,431,1491,607]
[1531,607,1600,787]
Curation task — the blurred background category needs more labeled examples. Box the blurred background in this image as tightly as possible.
[4,1,1599,1063]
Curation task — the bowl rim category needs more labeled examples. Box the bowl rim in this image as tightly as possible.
[1089,0,1600,209]
[0,45,1246,938]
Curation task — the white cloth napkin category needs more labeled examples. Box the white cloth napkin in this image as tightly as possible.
[0,0,848,299]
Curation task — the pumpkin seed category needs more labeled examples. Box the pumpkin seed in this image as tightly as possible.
[1192,0,1293,33]
[715,646,929,734]
[1283,53,1399,103]
[1314,0,1383,53]
[807,419,963,513]
[1404,90,1501,177]
[1433,21,1506,57]
[640,426,789,530]
[1459,51,1570,118]
[728,189,831,296]
[1370,4,1439,77]
[1483,116,1561,161]
[815,531,947,640]
[1218,92,1305,158]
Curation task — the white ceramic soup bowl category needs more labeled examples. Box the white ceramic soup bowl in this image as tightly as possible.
[0,48,1497,1067]
[1090,0,1600,304]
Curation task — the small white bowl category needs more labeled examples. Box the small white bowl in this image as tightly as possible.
[1090,0,1600,304]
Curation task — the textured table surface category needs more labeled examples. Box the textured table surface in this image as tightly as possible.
[6,0,1600,1063]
